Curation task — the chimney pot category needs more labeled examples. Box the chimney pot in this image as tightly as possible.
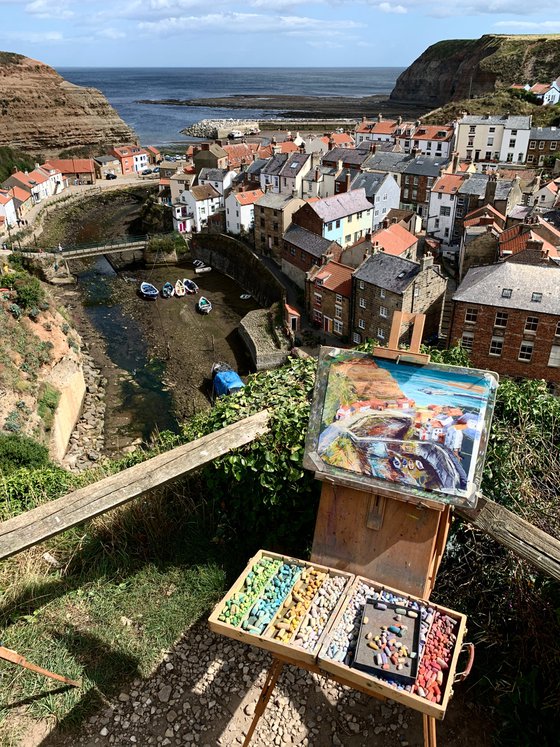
[377,113,383,123]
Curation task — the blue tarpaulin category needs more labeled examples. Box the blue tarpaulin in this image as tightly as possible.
[213,370,245,396]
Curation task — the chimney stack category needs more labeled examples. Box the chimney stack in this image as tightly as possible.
[451,150,460,173]
[345,170,352,192]
[362,115,366,122]
[370,142,377,154]
[328,138,335,151]
[377,113,383,123]
[397,116,402,125]
[420,252,434,270]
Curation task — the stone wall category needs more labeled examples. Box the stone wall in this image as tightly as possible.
[48,358,86,461]
[239,309,291,370]
[190,233,286,308]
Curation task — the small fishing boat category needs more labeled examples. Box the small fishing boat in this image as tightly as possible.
[195,266,212,275]
[211,362,245,397]
[139,281,159,299]
[197,296,212,314]
[161,282,175,299]
[174,279,186,297]
[183,278,199,294]
[193,259,205,267]
[240,293,251,300]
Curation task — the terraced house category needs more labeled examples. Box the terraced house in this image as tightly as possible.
[291,188,373,249]
[305,260,353,338]
[526,126,560,166]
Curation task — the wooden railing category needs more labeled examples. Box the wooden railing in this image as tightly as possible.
[0,408,559,582]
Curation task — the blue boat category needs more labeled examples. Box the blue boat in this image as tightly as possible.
[161,282,175,298]
[211,363,244,397]
[183,278,199,294]
[139,281,159,299]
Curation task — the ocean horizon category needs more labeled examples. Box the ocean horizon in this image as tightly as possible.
[58,67,404,146]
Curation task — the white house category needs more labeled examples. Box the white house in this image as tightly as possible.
[532,178,560,210]
[180,184,222,233]
[172,203,194,234]
[277,152,312,198]
[427,173,467,245]
[455,114,532,164]
[395,124,455,160]
[499,119,531,164]
[197,168,236,206]
[2,169,54,204]
[225,189,263,235]
[0,189,17,229]
[544,78,560,106]
[337,171,401,230]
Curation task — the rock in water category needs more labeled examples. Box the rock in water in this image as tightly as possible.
[0,51,136,154]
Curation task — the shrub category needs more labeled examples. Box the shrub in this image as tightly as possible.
[27,307,40,322]
[0,433,49,474]
[8,303,22,320]
[38,383,60,431]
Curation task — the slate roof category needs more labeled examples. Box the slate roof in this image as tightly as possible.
[361,151,411,174]
[261,154,289,177]
[278,152,310,178]
[453,262,560,314]
[458,174,489,197]
[321,148,369,168]
[353,252,422,294]
[333,170,387,199]
[402,155,448,178]
[246,158,268,176]
[459,115,532,129]
[284,224,337,259]
[256,192,298,210]
[198,167,229,182]
[530,126,560,141]
[307,188,372,222]
[94,155,119,164]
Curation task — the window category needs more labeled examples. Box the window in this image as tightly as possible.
[487,138,494,147]
[359,281,364,290]
[511,130,517,136]
[353,332,361,344]
[327,222,333,231]
[334,320,343,335]
[379,306,388,318]
[518,341,534,362]
[434,218,440,229]
[529,140,536,149]
[313,310,322,323]
[525,316,538,333]
[551,142,558,151]
[527,155,534,163]
[335,305,342,319]
[548,345,560,368]
[345,234,351,243]
[489,127,495,133]
[335,294,342,304]
[495,311,508,328]
[531,292,542,303]
[469,126,476,134]
[377,328,385,340]
[380,289,386,299]
[358,318,365,330]
[437,193,442,200]
[413,177,419,186]
[556,321,560,337]
[485,152,492,161]
[335,220,341,228]
[348,214,353,223]
[489,337,503,357]
[465,307,478,323]
[314,292,322,306]
[539,141,545,150]
[461,331,474,351]
[502,288,512,298]
[289,246,295,256]
[359,298,366,309]
[440,206,451,217]
[412,189,418,200]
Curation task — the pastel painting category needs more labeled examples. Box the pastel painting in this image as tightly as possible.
[311,350,498,504]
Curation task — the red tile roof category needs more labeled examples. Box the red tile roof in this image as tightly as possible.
[432,174,466,194]
[0,190,13,206]
[234,189,263,206]
[463,204,506,227]
[499,224,560,258]
[112,145,147,158]
[355,119,401,136]
[408,125,454,141]
[222,142,258,167]
[146,146,160,155]
[311,260,353,296]
[371,223,417,256]
[530,83,549,95]
[10,186,32,203]
[321,133,355,147]
[43,158,94,174]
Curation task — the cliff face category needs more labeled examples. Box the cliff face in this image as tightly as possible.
[0,51,137,155]
[390,34,560,108]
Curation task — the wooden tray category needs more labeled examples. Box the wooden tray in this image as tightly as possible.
[317,575,467,720]
[208,550,353,665]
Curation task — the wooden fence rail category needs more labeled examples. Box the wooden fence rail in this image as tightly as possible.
[0,407,559,582]
[0,410,270,561]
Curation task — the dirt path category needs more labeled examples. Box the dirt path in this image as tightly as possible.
[41,619,493,747]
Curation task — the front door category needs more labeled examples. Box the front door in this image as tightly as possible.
[323,316,333,333]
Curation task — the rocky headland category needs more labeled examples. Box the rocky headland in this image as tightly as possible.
[0,51,136,155]
[390,34,560,108]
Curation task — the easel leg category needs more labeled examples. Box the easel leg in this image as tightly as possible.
[422,714,437,747]
[242,658,284,747]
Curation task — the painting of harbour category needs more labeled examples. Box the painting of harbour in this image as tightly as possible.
[305,349,498,506]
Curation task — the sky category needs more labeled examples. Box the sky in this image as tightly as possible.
[0,0,559,68]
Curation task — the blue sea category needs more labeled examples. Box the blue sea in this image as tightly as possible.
[57,67,403,146]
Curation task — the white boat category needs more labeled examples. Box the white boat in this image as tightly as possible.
[197,296,212,314]
[174,279,186,297]
[193,259,205,267]
[195,266,212,275]
[240,293,251,300]
[183,278,199,294]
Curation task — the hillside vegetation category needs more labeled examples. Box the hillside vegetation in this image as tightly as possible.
[0,145,36,183]
[422,90,560,127]
[0,346,558,744]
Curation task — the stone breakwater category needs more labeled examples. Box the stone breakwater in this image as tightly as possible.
[181,119,260,138]
[61,343,106,472]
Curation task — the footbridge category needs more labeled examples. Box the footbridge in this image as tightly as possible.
[20,235,150,260]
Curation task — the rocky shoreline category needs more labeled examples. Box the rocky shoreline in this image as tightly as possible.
[181,118,261,138]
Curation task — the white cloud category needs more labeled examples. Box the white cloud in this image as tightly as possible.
[494,19,560,30]
[96,27,126,39]
[25,0,74,18]
[0,29,65,43]
[378,2,407,13]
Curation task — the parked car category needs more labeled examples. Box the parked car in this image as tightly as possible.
[153,166,160,173]
[105,173,117,180]
[141,168,153,175]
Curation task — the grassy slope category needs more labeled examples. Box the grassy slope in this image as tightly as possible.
[422,90,560,127]
[0,146,36,184]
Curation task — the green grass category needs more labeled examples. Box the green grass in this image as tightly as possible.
[0,146,36,184]
[0,490,230,738]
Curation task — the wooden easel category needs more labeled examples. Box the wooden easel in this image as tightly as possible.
[244,312,455,747]
[0,645,81,688]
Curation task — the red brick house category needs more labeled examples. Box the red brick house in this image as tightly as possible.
[450,262,560,383]
[305,260,353,337]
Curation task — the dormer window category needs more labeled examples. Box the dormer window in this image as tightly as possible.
[531,292,542,303]
[397,270,406,279]
[501,288,512,298]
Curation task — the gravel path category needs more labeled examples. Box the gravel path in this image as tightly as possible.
[43,620,492,747]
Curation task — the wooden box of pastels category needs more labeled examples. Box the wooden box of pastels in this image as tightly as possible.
[317,576,470,720]
[208,550,353,665]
